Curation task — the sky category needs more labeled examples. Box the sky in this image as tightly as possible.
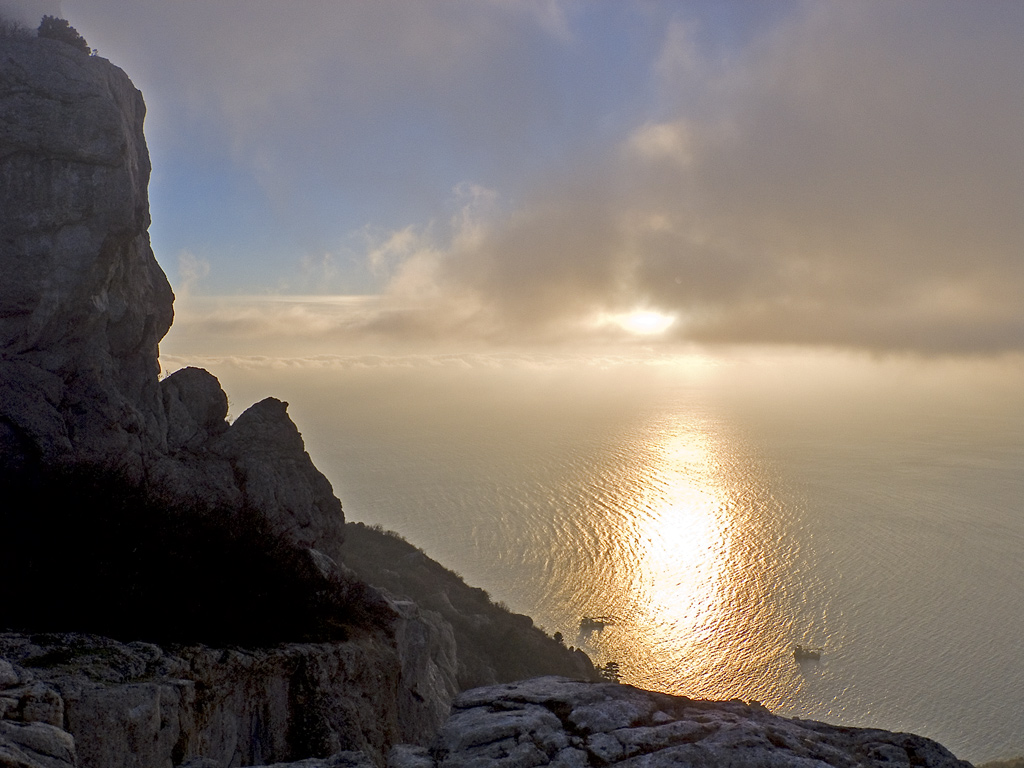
[5,0,1024,357]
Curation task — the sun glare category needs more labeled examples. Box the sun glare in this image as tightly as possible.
[614,310,677,336]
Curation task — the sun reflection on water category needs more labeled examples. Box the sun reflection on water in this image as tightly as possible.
[572,412,813,707]
[634,430,729,641]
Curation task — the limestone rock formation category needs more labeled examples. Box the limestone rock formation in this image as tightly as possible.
[0,650,978,768]
[0,36,172,473]
[153,377,347,560]
[0,35,345,560]
[408,677,973,768]
[0,625,457,768]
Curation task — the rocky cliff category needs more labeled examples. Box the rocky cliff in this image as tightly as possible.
[0,34,344,559]
[0,24,974,768]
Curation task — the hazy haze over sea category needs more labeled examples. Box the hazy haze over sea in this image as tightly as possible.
[163,350,1024,765]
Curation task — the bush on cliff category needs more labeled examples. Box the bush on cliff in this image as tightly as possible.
[0,464,391,646]
[36,15,91,54]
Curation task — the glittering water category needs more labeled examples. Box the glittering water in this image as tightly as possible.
[196,352,1024,764]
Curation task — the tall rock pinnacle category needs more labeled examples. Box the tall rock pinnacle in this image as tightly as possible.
[0,35,173,470]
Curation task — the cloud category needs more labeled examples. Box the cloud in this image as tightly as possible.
[365,1,1024,354]
[175,251,210,300]
[69,1,578,196]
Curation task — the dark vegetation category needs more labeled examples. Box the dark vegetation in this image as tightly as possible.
[36,15,91,54]
[0,464,392,646]
[342,521,598,689]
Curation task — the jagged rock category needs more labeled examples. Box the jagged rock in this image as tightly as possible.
[208,397,346,560]
[417,677,973,768]
[0,36,173,474]
[389,600,460,742]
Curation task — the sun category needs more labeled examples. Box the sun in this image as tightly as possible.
[619,310,676,335]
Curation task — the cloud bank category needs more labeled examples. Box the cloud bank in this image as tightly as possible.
[68,1,1024,355]
[376,2,1024,354]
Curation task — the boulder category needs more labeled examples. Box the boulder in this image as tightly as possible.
[161,367,229,453]
[0,720,77,768]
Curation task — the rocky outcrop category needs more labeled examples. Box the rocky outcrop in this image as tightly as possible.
[0,35,171,473]
[396,677,973,768]
[0,35,344,561]
[0,624,457,768]
[153,371,346,560]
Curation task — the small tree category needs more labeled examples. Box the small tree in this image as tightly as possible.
[37,15,90,54]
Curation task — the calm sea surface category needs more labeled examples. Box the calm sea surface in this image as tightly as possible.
[195,352,1024,764]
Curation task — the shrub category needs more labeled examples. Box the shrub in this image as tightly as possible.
[36,15,90,54]
[0,464,392,646]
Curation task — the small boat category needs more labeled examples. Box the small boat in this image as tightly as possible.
[793,645,822,661]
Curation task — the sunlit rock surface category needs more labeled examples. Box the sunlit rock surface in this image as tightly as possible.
[399,677,973,768]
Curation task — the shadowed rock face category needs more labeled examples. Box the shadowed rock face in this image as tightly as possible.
[0,36,345,559]
[0,628,457,768]
[0,36,172,472]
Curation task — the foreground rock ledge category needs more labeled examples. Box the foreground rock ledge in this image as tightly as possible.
[0,650,973,768]
[395,676,972,768]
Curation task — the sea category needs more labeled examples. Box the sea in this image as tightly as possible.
[168,349,1024,764]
